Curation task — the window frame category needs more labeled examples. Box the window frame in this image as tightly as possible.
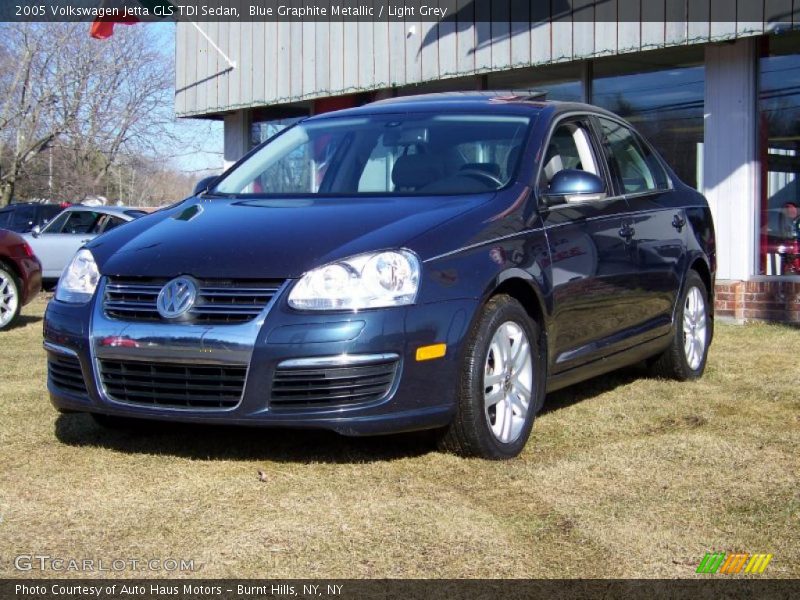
[592,115,673,198]
[533,112,615,208]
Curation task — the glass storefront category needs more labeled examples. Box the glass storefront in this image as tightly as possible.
[488,62,582,102]
[592,48,705,191]
[759,35,800,276]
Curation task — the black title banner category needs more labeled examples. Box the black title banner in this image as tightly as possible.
[3,579,800,600]
[2,0,800,24]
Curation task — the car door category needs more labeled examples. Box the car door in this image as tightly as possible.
[593,116,686,339]
[29,210,103,278]
[536,115,634,374]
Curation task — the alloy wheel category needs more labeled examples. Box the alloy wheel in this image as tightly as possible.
[0,270,19,329]
[682,286,707,371]
[483,321,534,444]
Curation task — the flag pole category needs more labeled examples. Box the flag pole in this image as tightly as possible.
[189,22,237,69]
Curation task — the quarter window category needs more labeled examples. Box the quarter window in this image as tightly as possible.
[597,118,668,194]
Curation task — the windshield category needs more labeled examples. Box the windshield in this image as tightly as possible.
[213,113,532,196]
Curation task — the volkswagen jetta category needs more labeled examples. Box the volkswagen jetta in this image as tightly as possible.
[44,93,715,459]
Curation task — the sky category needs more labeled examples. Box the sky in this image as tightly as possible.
[149,22,224,176]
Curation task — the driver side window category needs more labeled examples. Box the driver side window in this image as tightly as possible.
[538,120,599,193]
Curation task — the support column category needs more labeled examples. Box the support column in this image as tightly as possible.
[223,110,251,169]
[703,38,759,281]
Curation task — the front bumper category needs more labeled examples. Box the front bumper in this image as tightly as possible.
[44,279,477,436]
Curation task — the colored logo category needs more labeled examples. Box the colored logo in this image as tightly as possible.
[157,277,197,319]
[696,552,773,574]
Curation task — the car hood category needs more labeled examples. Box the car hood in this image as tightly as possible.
[90,194,495,279]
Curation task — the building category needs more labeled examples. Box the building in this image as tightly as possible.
[174,6,800,323]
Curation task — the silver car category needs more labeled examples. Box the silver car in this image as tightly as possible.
[24,206,145,280]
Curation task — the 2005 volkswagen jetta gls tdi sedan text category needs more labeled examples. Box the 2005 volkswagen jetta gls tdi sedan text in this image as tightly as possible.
[44,93,716,459]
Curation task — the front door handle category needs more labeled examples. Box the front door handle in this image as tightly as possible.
[618,223,635,240]
[672,214,686,232]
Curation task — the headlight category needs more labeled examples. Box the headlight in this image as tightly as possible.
[288,250,420,311]
[55,249,99,304]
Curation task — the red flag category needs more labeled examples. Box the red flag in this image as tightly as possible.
[90,14,138,40]
[90,1,175,39]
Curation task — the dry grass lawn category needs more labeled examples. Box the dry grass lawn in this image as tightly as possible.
[0,297,798,579]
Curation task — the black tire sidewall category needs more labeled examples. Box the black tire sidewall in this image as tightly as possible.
[462,296,543,459]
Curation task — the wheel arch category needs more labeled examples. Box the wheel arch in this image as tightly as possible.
[0,257,22,283]
[485,271,550,370]
[675,254,715,343]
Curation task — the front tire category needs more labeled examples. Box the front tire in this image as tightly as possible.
[649,271,710,381]
[438,295,545,459]
[0,266,21,331]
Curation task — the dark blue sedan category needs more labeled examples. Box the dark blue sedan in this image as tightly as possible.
[44,92,715,459]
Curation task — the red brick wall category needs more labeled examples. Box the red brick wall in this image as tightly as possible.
[715,280,800,323]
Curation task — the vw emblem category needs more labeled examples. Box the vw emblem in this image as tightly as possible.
[156,277,197,319]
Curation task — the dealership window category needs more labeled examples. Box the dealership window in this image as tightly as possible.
[488,63,582,102]
[592,48,705,191]
[759,34,800,276]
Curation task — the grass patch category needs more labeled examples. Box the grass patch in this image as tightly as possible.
[0,298,797,578]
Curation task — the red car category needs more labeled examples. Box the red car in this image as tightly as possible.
[0,229,42,330]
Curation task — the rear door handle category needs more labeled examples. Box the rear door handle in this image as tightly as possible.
[672,214,686,231]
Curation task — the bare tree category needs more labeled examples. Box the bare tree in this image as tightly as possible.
[0,23,179,206]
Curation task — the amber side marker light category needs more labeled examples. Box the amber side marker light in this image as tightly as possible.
[416,343,447,361]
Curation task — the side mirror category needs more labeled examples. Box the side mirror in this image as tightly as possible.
[193,175,218,196]
[31,225,41,237]
[543,169,606,206]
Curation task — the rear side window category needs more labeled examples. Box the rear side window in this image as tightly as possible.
[101,216,126,232]
[597,118,669,194]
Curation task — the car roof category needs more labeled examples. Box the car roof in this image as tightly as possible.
[62,206,138,219]
[305,91,621,121]
[0,202,62,210]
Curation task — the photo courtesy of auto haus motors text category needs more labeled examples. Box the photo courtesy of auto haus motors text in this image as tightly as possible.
[14,583,344,597]
[1,1,799,599]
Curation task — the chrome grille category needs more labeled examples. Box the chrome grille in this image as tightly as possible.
[99,360,246,409]
[48,354,88,396]
[104,277,283,324]
[271,359,399,409]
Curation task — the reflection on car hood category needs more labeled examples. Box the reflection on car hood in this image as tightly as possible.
[89,195,494,279]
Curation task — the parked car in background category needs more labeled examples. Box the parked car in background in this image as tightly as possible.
[0,202,68,234]
[44,93,716,459]
[24,206,143,280]
[0,229,42,330]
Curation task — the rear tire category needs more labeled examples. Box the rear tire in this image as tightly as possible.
[438,294,545,459]
[649,271,710,381]
[0,266,21,331]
